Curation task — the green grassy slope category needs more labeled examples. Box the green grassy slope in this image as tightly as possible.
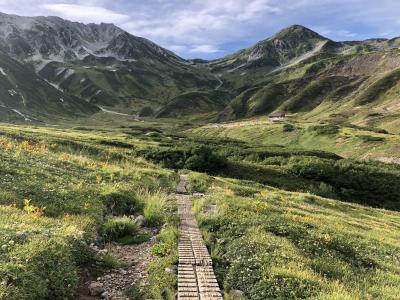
[38,56,218,114]
[189,121,400,160]
[191,174,400,299]
[0,121,399,299]
[212,49,400,128]
[0,52,98,122]
[0,124,178,299]
[155,90,233,118]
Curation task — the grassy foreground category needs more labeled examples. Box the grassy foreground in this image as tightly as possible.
[0,124,178,299]
[190,173,400,299]
[0,121,399,300]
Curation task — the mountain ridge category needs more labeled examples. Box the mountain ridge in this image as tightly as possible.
[1,11,400,133]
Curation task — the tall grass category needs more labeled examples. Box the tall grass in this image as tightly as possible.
[140,189,169,227]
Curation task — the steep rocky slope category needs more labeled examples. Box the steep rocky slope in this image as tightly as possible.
[192,26,400,131]
[0,12,217,117]
[1,12,400,129]
[0,51,97,122]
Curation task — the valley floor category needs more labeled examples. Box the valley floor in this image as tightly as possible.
[0,121,399,300]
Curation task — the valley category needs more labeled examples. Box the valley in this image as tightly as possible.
[0,11,399,300]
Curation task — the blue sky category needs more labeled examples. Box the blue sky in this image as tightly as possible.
[0,0,400,59]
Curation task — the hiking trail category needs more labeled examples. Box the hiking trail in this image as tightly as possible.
[175,175,223,300]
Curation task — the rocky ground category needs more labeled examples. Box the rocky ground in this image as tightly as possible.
[76,239,156,300]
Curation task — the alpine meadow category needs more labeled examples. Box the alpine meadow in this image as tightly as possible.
[0,3,399,300]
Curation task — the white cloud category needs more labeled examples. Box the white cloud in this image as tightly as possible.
[42,4,130,23]
[189,45,223,54]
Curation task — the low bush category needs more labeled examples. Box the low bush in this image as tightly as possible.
[101,217,139,242]
[142,190,169,227]
[287,156,400,210]
[99,252,125,269]
[151,243,169,256]
[0,238,78,300]
[184,146,228,173]
[187,172,212,193]
[137,145,227,173]
[357,135,385,142]
[144,226,178,299]
[308,124,340,135]
[283,123,295,132]
[139,106,154,117]
[100,189,144,216]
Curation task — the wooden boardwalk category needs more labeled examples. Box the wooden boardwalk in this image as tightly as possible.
[176,176,223,300]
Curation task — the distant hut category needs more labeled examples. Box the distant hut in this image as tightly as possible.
[268,112,286,121]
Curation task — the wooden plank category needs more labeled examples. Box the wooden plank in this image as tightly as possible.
[177,187,222,300]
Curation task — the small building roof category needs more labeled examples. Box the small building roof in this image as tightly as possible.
[269,112,286,118]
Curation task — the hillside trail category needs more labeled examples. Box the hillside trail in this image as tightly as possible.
[175,174,223,300]
[76,175,222,300]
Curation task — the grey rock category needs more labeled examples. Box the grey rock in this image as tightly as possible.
[119,269,128,275]
[229,290,245,298]
[88,282,105,296]
[134,215,146,227]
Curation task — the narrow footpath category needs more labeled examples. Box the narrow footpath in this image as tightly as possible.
[175,175,223,300]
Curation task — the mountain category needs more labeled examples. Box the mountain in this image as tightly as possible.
[0,51,97,123]
[190,25,400,132]
[0,12,217,120]
[207,25,333,74]
[1,12,400,132]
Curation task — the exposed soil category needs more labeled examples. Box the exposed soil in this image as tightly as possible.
[75,239,156,300]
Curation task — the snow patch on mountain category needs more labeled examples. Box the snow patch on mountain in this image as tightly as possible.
[0,67,6,76]
[11,109,31,121]
[63,69,75,80]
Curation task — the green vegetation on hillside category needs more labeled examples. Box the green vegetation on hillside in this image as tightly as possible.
[0,124,177,299]
[0,120,399,299]
[192,178,400,299]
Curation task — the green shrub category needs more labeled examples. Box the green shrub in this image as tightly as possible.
[69,239,96,266]
[357,135,385,142]
[184,146,228,173]
[145,226,178,299]
[308,124,340,135]
[138,145,227,173]
[125,283,144,300]
[101,217,139,242]
[0,238,78,300]
[99,252,125,269]
[139,106,154,117]
[100,189,143,216]
[283,123,295,132]
[151,243,169,256]
[263,156,288,166]
[287,156,400,209]
[187,172,212,193]
[142,190,169,227]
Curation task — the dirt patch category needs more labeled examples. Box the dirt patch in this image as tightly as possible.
[76,239,156,300]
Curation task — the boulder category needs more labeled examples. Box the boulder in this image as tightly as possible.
[229,290,245,298]
[88,282,105,296]
[134,215,146,227]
